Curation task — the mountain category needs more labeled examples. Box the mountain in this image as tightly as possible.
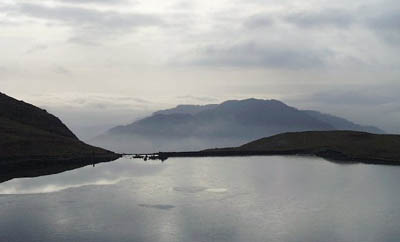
[153,101,384,134]
[153,104,218,116]
[159,131,400,165]
[303,110,384,134]
[92,98,382,153]
[0,92,120,180]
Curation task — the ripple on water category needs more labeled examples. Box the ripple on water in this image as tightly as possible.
[173,186,227,194]
[205,188,227,193]
[138,204,175,210]
[173,186,207,193]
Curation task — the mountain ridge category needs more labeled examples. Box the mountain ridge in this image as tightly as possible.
[93,98,383,153]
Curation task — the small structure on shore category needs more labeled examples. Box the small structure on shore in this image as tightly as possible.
[127,153,167,162]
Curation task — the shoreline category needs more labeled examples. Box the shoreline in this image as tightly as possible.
[150,150,400,166]
[0,153,122,183]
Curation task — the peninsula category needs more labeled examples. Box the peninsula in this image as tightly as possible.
[156,131,400,165]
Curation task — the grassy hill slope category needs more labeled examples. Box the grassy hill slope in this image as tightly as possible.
[158,131,400,165]
[0,92,120,170]
[231,131,400,164]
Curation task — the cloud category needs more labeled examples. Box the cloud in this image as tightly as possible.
[0,20,19,26]
[53,65,72,75]
[368,12,400,30]
[18,3,163,30]
[27,93,154,110]
[25,44,48,54]
[169,1,195,10]
[366,11,400,45]
[57,0,129,4]
[285,9,354,28]
[187,42,332,69]
[67,37,101,46]
[8,2,165,45]
[176,95,219,103]
[243,14,274,29]
[308,91,397,106]
[0,66,8,79]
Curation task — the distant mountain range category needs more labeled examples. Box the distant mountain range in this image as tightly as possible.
[0,92,119,181]
[92,98,384,153]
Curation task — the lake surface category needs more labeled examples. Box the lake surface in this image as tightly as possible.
[1,156,400,242]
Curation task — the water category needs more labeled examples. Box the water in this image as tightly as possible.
[1,156,400,242]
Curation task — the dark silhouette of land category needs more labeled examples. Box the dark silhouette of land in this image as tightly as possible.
[0,92,121,182]
[149,131,400,165]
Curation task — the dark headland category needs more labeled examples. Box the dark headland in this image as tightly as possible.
[157,131,400,165]
[0,92,121,182]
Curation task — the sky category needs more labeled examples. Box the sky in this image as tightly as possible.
[1,0,399,139]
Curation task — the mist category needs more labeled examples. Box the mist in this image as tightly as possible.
[88,99,384,153]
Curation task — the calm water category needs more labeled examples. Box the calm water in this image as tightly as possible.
[1,156,400,242]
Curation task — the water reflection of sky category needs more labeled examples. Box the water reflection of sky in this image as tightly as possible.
[0,157,167,194]
[1,156,400,242]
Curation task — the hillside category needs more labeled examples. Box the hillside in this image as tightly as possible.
[93,98,383,153]
[156,131,400,165]
[0,92,77,139]
[214,131,400,164]
[0,92,120,180]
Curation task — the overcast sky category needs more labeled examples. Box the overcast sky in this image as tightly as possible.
[1,0,399,139]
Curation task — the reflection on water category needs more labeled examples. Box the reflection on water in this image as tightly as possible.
[0,158,166,194]
[1,156,400,242]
